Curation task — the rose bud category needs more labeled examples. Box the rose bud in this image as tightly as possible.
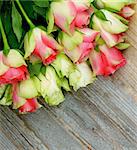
[33,66,65,106]
[24,27,62,65]
[51,53,75,78]
[58,28,98,63]
[92,9,128,34]
[0,50,28,85]
[100,29,125,47]
[12,78,41,113]
[48,0,92,34]
[119,6,135,19]
[69,62,96,91]
[89,44,126,76]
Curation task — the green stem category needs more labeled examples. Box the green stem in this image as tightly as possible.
[90,3,98,12]
[15,0,35,29]
[0,16,10,52]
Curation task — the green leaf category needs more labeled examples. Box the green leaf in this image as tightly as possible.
[94,45,100,52]
[33,5,47,18]
[28,62,42,77]
[12,2,22,42]
[21,1,35,20]
[0,1,3,11]
[89,13,94,28]
[92,0,98,9]
[116,43,130,50]
[47,9,54,34]
[0,85,7,100]
[1,1,19,49]
[0,85,12,106]
[33,0,49,8]
[41,66,46,75]
[95,10,108,21]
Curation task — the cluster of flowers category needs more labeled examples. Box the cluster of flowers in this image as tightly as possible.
[0,0,135,113]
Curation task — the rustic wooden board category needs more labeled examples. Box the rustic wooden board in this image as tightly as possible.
[0,4,137,150]
[0,106,48,150]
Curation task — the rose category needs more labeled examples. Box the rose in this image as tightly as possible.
[119,6,135,19]
[24,27,62,65]
[48,0,92,34]
[58,28,99,63]
[0,50,28,85]
[89,44,126,76]
[12,78,41,113]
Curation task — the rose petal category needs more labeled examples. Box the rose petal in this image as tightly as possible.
[74,11,90,28]
[19,98,41,113]
[0,66,28,85]
[79,28,99,42]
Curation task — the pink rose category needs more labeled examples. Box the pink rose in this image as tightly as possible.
[0,66,28,85]
[12,79,40,113]
[59,28,99,63]
[0,51,27,85]
[24,27,62,65]
[50,0,91,34]
[119,6,135,19]
[19,98,40,113]
[100,29,124,47]
[89,44,126,76]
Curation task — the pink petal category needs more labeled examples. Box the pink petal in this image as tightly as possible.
[65,42,93,63]
[101,29,124,47]
[53,1,76,33]
[12,83,26,109]
[89,50,107,75]
[33,46,57,65]
[12,83,19,103]
[0,52,3,61]
[104,66,116,76]
[70,19,75,34]
[79,28,99,42]
[41,31,62,50]
[54,14,68,32]
[74,11,90,28]
[78,42,94,63]
[19,98,41,113]
[0,66,28,85]
[43,51,58,65]
[99,45,127,70]
[90,45,126,76]
[71,0,89,12]
[34,31,58,64]
[119,6,135,19]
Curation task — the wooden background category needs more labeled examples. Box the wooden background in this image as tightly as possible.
[0,5,137,150]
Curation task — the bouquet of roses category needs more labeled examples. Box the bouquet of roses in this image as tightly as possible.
[0,0,135,113]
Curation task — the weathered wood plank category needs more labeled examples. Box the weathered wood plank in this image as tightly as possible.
[17,106,89,150]
[41,89,137,150]
[80,78,137,143]
[0,106,48,150]
[0,132,17,150]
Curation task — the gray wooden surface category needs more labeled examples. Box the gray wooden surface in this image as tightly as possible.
[0,5,137,150]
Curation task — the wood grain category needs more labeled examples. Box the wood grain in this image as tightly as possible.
[0,4,137,150]
[18,106,88,150]
[0,106,48,150]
